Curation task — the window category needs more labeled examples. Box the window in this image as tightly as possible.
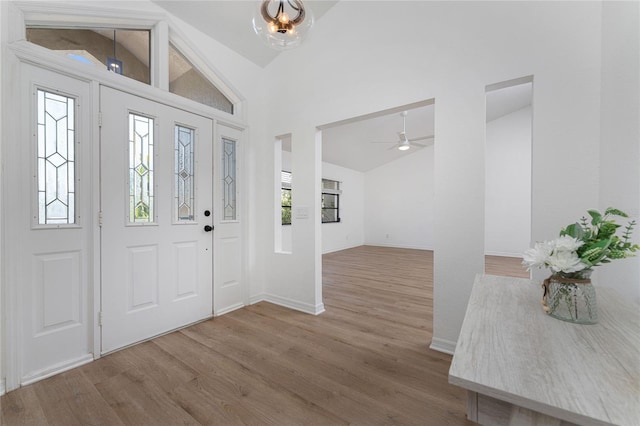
[322,178,341,223]
[174,125,195,222]
[27,28,151,85]
[280,174,341,224]
[129,113,155,223]
[37,89,77,225]
[169,44,233,114]
[281,171,292,225]
[26,28,235,114]
[222,138,237,220]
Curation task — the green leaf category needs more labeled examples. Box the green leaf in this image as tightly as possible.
[561,223,583,239]
[587,210,602,225]
[605,207,628,217]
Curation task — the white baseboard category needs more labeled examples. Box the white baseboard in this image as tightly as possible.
[249,293,266,305]
[21,353,94,386]
[0,378,5,396]
[252,293,325,315]
[215,302,245,316]
[322,242,363,254]
[429,337,457,355]
[366,242,434,251]
[484,251,524,258]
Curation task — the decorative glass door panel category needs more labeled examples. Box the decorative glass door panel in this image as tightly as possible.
[37,89,76,225]
[222,138,236,221]
[128,113,155,223]
[175,125,195,222]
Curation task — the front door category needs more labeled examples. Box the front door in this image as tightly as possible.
[100,86,213,354]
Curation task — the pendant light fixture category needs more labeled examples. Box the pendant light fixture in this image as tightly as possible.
[252,0,314,50]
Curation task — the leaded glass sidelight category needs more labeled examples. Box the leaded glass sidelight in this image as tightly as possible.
[222,138,236,220]
[175,125,195,221]
[129,113,155,223]
[37,89,76,225]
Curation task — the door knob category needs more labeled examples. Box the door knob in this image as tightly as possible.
[204,225,213,232]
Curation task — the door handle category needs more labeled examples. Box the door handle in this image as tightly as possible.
[204,225,213,232]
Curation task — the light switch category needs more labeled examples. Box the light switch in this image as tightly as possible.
[294,206,309,219]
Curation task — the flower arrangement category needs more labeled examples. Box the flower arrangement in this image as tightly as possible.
[523,208,639,323]
[523,207,639,279]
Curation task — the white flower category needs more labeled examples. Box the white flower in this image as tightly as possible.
[547,250,588,274]
[522,241,553,270]
[551,235,584,252]
[522,236,588,274]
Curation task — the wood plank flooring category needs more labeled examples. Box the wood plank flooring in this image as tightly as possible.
[1,246,526,425]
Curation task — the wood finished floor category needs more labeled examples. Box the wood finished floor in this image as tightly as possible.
[1,246,528,425]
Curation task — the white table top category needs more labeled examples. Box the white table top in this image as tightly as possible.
[449,274,640,426]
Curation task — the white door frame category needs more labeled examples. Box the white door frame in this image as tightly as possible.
[2,38,248,392]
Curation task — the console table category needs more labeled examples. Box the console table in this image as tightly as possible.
[449,274,639,426]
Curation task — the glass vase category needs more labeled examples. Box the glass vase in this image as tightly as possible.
[542,273,598,324]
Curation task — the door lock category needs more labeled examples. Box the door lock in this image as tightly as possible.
[204,225,213,232]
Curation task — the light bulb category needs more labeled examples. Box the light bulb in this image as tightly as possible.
[278,12,290,24]
[398,144,410,151]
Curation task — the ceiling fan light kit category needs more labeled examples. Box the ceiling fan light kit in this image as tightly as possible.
[371,111,434,151]
[252,0,314,50]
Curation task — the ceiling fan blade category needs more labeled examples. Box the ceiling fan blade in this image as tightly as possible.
[408,135,435,142]
[387,144,400,150]
[411,142,432,148]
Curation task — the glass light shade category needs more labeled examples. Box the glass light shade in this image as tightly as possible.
[252,0,314,50]
[398,142,411,151]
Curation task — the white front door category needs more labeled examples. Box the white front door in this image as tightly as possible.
[8,64,93,385]
[100,86,214,354]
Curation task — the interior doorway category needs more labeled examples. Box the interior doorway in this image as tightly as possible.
[319,101,435,254]
[318,100,436,339]
[484,77,533,279]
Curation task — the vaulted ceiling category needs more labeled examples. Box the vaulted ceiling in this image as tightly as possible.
[152,1,532,173]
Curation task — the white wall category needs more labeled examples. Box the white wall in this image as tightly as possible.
[485,106,532,257]
[364,146,434,250]
[322,162,365,254]
[598,1,640,302]
[281,151,366,254]
[255,1,608,352]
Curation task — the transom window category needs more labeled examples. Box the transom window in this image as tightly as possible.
[27,28,151,85]
[26,27,234,114]
[169,44,233,114]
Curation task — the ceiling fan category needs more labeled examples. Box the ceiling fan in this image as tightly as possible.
[372,111,434,151]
